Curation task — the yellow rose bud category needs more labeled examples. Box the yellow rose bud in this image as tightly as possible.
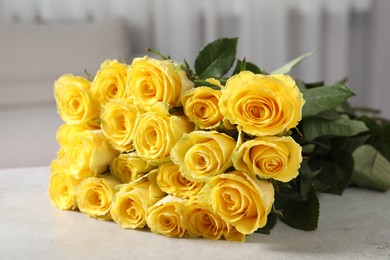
[110,152,157,183]
[54,74,99,127]
[182,86,223,130]
[133,103,194,164]
[223,226,246,242]
[171,130,236,182]
[156,161,204,198]
[145,169,167,206]
[56,147,67,161]
[202,171,274,235]
[111,170,165,229]
[48,160,80,210]
[232,136,302,182]
[219,71,305,136]
[100,99,138,152]
[183,199,236,240]
[77,174,120,220]
[91,60,129,108]
[56,123,95,147]
[146,195,187,238]
[64,130,119,179]
[128,56,193,110]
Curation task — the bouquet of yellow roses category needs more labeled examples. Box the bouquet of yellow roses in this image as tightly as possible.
[49,38,390,241]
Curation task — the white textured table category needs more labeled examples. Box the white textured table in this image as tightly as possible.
[0,167,389,260]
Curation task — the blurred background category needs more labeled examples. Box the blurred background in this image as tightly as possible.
[0,0,389,169]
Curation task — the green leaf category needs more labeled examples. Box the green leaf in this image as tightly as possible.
[299,160,320,178]
[358,115,381,131]
[233,59,264,75]
[316,110,342,121]
[302,84,355,117]
[311,153,353,195]
[359,117,390,161]
[298,161,321,197]
[377,123,390,161]
[302,144,316,154]
[301,137,332,157]
[305,81,325,89]
[302,117,369,140]
[255,212,278,235]
[193,79,221,90]
[271,51,315,74]
[330,136,369,155]
[296,80,307,92]
[275,187,319,231]
[300,176,315,197]
[352,145,390,191]
[336,102,356,116]
[195,38,238,78]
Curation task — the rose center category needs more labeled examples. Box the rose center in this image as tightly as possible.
[89,192,102,206]
[200,213,212,226]
[114,114,126,131]
[108,84,118,97]
[263,158,282,172]
[196,155,207,168]
[196,105,207,118]
[70,98,81,112]
[145,129,158,147]
[127,207,138,219]
[160,215,173,227]
[60,184,69,196]
[250,105,261,118]
[178,174,192,187]
[141,80,156,99]
[223,190,239,211]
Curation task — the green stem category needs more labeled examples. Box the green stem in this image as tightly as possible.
[145,48,170,60]
[351,106,381,114]
[84,69,94,81]
[301,140,331,150]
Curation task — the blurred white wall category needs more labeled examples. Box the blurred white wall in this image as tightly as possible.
[0,0,389,168]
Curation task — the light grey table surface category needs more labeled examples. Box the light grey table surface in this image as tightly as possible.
[0,166,389,260]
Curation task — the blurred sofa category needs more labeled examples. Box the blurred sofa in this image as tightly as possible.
[0,19,131,168]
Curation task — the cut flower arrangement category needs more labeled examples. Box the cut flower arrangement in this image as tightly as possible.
[49,38,390,242]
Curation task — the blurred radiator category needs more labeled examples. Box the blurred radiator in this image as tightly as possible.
[151,0,373,107]
[0,0,375,107]
[2,0,389,169]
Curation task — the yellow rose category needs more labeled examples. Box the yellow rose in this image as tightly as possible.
[77,174,120,220]
[156,161,204,198]
[111,170,165,229]
[48,160,80,210]
[56,123,95,147]
[100,98,138,152]
[223,226,246,242]
[110,152,156,183]
[133,103,194,164]
[202,170,274,234]
[170,130,236,182]
[128,56,193,110]
[63,130,119,179]
[182,86,223,129]
[182,199,244,241]
[56,123,99,162]
[54,74,99,127]
[56,147,67,161]
[91,60,129,108]
[146,195,187,238]
[219,71,304,136]
[232,136,302,182]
